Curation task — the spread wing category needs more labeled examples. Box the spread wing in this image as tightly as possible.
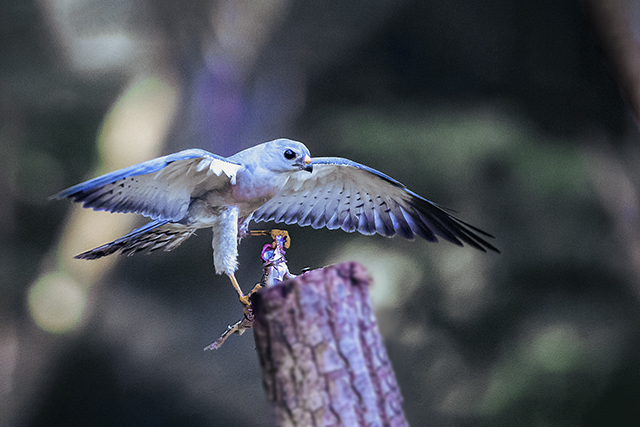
[52,149,243,222]
[252,157,499,252]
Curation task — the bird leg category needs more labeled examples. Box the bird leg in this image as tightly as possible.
[247,282,264,298]
[248,229,291,249]
[229,273,264,316]
[228,273,249,305]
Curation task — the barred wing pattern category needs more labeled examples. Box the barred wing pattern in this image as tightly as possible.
[252,157,499,252]
[52,149,242,222]
[73,220,196,260]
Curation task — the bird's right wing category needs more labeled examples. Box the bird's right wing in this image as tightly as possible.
[52,149,242,221]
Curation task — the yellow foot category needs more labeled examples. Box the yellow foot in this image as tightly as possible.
[248,229,291,249]
[248,283,263,296]
[236,287,253,317]
[229,273,264,315]
[238,293,251,307]
[270,229,290,249]
[238,283,263,307]
[228,273,249,306]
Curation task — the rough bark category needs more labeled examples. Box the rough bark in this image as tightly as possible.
[252,262,408,427]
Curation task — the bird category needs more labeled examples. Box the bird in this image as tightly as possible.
[53,138,498,310]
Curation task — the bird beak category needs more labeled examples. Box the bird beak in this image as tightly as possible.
[302,155,313,172]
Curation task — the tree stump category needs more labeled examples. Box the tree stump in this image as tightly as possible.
[252,262,408,427]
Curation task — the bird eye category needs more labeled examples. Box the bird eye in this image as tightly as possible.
[283,149,296,160]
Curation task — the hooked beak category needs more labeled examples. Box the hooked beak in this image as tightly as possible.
[302,155,313,172]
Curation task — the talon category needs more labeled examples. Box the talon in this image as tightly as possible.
[269,229,290,249]
[238,294,251,307]
[248,229,291,249]
[228,273,264,316]
[240,283,264,317]
[249,283,263,295]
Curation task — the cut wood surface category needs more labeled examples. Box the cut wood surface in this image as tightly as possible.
[252,262,408,427]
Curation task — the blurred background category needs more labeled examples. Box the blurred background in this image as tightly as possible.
[3,0,640,425]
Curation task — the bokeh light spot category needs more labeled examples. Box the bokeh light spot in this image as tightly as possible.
[529,323,582,373]
[27,272,87,333]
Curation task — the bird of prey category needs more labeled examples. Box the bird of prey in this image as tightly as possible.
[53,138,498,309]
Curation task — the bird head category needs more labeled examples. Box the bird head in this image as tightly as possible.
[261,139,313,173]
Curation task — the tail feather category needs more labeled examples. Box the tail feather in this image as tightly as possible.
[75,220,196,260]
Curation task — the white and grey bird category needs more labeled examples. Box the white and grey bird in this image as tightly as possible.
[53,138,498,307]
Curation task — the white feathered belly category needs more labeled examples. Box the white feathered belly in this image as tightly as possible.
[200,170,290,276]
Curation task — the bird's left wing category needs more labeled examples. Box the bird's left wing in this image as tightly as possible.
[52,149,243,221]
[252,157,498,252]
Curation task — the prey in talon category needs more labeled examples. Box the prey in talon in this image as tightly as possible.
[53,138,499,314]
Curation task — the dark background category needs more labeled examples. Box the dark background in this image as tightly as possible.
[3,0,640,425]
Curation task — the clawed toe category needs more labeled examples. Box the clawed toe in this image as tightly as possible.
[248,229,291,249]
[269,229,290,249]
[238,294,251,307]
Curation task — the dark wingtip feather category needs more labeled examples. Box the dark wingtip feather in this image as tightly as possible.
[74,250,105,260]
[454,217,497,239]
[448,216,500,253]
[408,195,500,253]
